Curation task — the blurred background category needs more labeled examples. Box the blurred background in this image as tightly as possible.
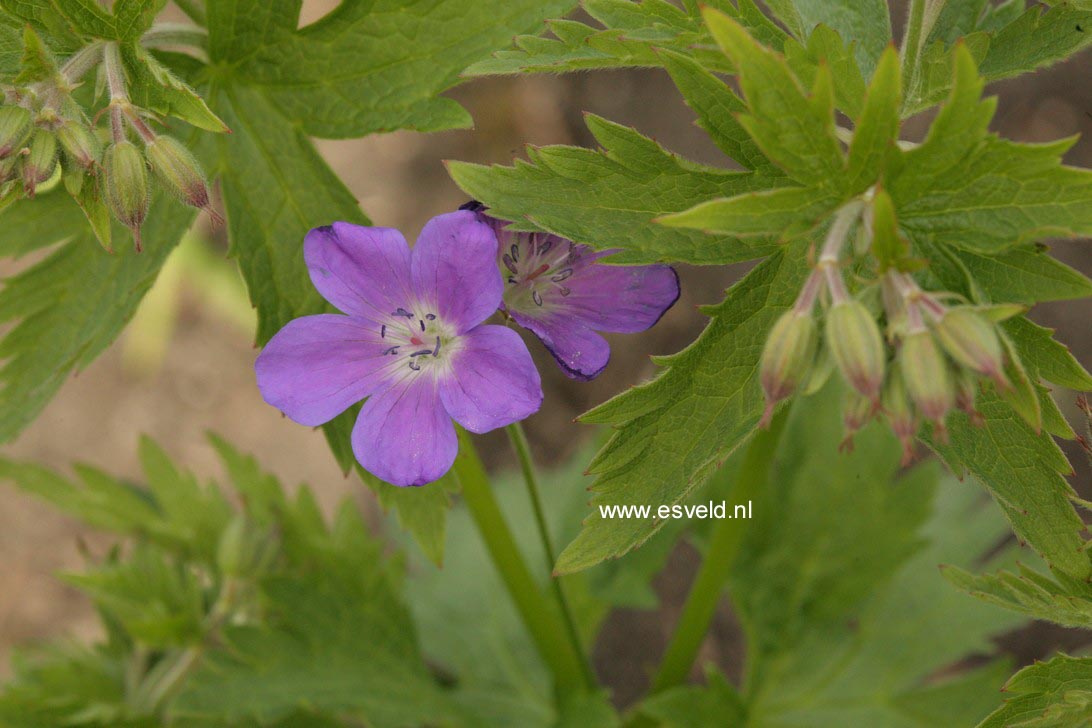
[1,0,1090,707]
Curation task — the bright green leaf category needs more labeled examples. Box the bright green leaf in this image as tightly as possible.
[978,655,1092,728]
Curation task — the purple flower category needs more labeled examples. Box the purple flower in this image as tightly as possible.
[463,203,680,380]
[255,211,543,487]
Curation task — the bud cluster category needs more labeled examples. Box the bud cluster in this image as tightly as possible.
[1,35,219,251]
[758,200,1023,464]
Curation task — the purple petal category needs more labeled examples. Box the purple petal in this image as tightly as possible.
[255,314,393,426]
[305,222,414,322]
[352,376,457,487]
[411,211,502,332]
[560,257,680,333]
[510,310,611,381]
[439,325,543,433]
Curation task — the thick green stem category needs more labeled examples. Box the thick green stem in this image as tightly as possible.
[649,415,785,694]
[506,422,596,688]
[454,430,591,694]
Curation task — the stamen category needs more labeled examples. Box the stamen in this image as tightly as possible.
[409,360,421,371]
[503,253,518,274]
[559,286,571,297]
[392,307,414,318]
[433,336,441,357]
[508,276,518,285]
[410,349,433,357]
[425,313,436,320]
[419,319,426,332]
[383,346,400,355]
[537,238,552,255]
[510,243,519,262]
[532,290,543,307]
[381,324,386,338]
[551,268,573,282]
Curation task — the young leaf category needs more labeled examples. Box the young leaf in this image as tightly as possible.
[845,45,900,192]
[449,114,781,265]
[766,0,892,76]
[978,655,1092,728]
[555,247,808,574]
[658,184,838,238]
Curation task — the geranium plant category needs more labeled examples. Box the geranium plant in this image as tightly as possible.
[1,0,1091,726]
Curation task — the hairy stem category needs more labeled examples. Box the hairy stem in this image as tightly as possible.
[60,42,104,88]
[142,23,209,54]
[649,415,785,694]
[455,429,593,694]
[506,422,596,688]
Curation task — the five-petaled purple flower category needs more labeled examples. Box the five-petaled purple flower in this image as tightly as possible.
[463,202,680,380]
[255,211,542,487]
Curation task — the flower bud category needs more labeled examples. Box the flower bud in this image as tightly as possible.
[954,369,984,427]
[932,307,1008,389]
[0,106,31,159]
[882,363,917,465]
[22,128,58,197]
[825,300,885,403]
[759,310,818,427]
[840,388,875,453]
[899,330,954,439]
[56,121,101,170]
[0,154,18,185]
[104,141,149,251]
[145,135,210,210]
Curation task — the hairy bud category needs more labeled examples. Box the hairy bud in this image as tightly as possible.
[104,141,149,250]
[22,128,58,197]
[145,135,210,210]
[899,330,954,439]
[840,388,875,453]
[759,310,818,427]
[825,300,885,403]
[883,363,917,466]
[0,106,31,159]
[0,154,18,184]
[56,121,101,170]
[932,307,1008,389]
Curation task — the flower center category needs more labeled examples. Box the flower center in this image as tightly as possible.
[379,305,454,373]
[501,232,574,311]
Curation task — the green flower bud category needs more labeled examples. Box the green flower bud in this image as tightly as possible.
[145,135,210,210]
[899,330,954,439]
[882,363,917,466]
[0,154,18,185]
[825,299,886,403]
[22,128,58,197]
[954,369,984,427]
[56,121,101,170]
[932,307,1008,389]
[759,310,818,427]
[840,388,875,453]
[104,141,149,251]
[0,106,31,159]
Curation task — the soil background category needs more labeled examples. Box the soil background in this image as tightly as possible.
[1,0,1091,709]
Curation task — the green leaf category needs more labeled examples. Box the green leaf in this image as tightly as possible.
[703,9,844,189]
[954,245,1092,305]
[925,392,1091,582]
[1,0,114,40]
[14,24,56,84]
[979,3,1092,84]
[640,666,746,727]
[1004,316,1092,392]
[845,45,900,191]
[657,48,770,171]
[122,45,229,133]
[206,0,577,138]
[978,655,1092,728]
[111,0,166,41]
[0,192,195,443]
[783,23,867,120]
[659,184,838,237]
[449,114,780,265]
[555,247,808,573]
[767,0,892,76]
[945,563,1092,630]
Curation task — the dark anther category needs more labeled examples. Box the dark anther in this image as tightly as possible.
[551,268,573,282]
[537,238,552,255]
[559,286,571,297]
[419,319,426,332]
[392,307,414,318]
[510,243,519,262]
[459,199,486,212]
[409,360,421,371]
[508,276,518,285]
[383,346,400,355]
[410,349,433,357]
[433,336,441,357]
[381,324,386,338]
[503,253,518,274]
[532,290,543,307]
[425,313,436,320]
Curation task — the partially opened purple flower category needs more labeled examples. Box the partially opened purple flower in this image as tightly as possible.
[463,203,680,380]
[255,211,543,487]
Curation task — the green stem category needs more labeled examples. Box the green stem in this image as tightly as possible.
[173,0,207,26]
[454,430,591,694]
[506,422,596,689]
[649,415,786,694]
